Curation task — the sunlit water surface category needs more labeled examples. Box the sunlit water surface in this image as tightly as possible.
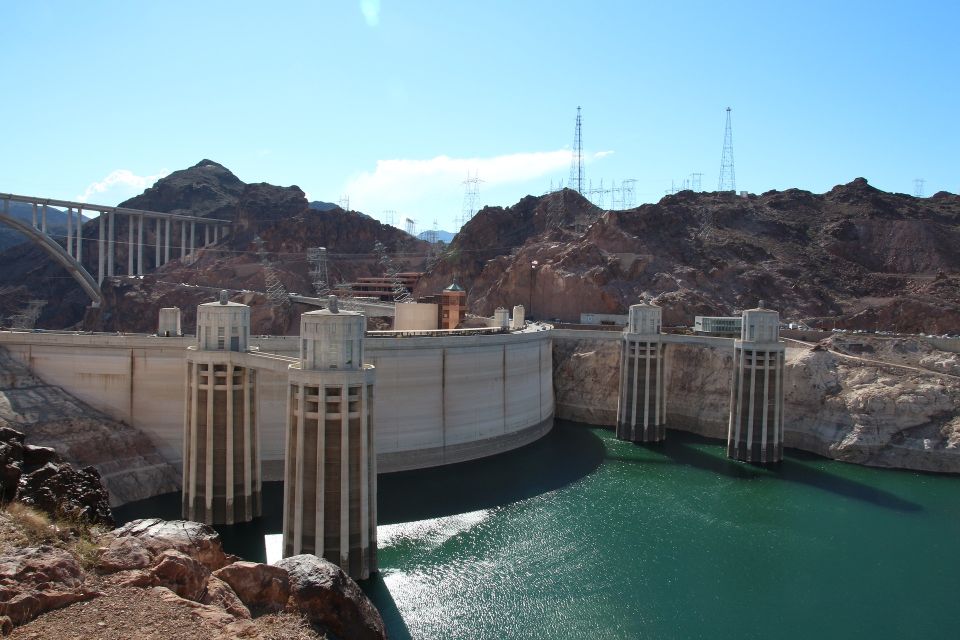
[116,422,960,639]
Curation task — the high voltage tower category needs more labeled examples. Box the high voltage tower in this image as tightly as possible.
[424,220,439,244]
[718,107,736,192]
[424,220,440,270]
[459,171,482,228]
[584,179,637,210]
[253,235,288,307]
[914,178,926,197]
[338,195,350,211]
[374,241,412,304]
[306,246,330,298]
[690,173,703,191]
[568,106,584,194]
[382,210,396,226]
[404,217,417,237]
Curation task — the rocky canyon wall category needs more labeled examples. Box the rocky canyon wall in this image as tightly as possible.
[553,331,960,473]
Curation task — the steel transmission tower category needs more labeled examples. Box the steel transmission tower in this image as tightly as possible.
[913,178,926,197]
[459,171,482,228]
[690,173,703,192]
[568,106,584,193]
[718,107,736,192]
[307,247,330,298]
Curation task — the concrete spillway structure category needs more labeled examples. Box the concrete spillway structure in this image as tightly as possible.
[183,292,261,524]
[616,303,666,442]
[727,304,785,463]
[282,299,377,579]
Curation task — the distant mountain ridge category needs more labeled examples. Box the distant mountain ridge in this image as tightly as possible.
[418,229,455,244]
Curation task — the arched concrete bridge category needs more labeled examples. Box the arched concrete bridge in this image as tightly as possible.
[0,193,232,307]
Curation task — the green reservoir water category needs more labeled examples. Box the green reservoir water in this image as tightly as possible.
[115,422,960,639]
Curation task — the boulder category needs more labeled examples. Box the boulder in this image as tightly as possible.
[16,462,114,527]
[21,445,60,470]
[149,549,210,601]
[212,561,289,613]
[0,545,100,626]
[104,519,229,571]
[96,535,154,573]
[274,554,385,640]
[200,575,250,619]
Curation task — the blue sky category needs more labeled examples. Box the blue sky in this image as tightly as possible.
[2,1,957,231]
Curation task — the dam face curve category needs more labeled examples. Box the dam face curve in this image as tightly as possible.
[0,327,555,504]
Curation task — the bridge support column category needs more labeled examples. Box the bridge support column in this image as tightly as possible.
[616,303,666,443]
[190,221,195,256]
[41,204,47,234]
[76,208,83,264]
[180,221,186,259]
[107,211,115,277]
[31,203,37,228]
[98,212,105,285]
[727,305,785,464]
[155,218,161,269]
[205,225,210,246]
[214,225,219,243]
[66,208,73,258]
[164,218,171,265]
[127,215,134,275]
[137,215,144,276]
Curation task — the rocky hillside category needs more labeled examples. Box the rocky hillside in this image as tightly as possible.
[425,181,960,333]
[0,160,429,332]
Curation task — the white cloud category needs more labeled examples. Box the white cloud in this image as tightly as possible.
[344,148,611,207]
[339,149,613,228]
[76,169,169,204]
[360,0,380,26]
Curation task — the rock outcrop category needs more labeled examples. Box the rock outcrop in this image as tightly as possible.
[0,347,180,506]
[275,554,386,640]
[552,335,620,425]
[100,519,231,572]
[1,425,113,526]
[0,545,100,625]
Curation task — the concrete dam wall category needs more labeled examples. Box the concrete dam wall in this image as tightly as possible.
[0,329,554,487]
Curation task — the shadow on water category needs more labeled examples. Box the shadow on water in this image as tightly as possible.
[362,573,413,640]
[632,430,923,513]
[113,420,607,554]
[378,420,606,524]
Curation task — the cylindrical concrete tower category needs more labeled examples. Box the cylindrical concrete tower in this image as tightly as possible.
[494,307,510,329]
[511,304,526,330]
[183,291,261,524]
[727,303,785,464]
[283,298,377,580]
[616,303,666,442]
